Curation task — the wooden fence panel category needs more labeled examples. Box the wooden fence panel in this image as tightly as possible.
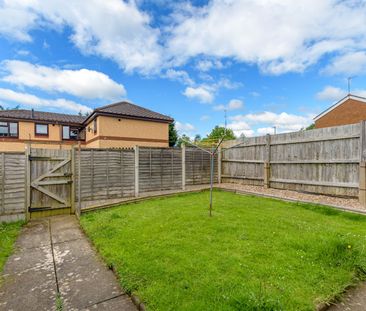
[222,123,361,196]
[0,152,26,221]
[269,124,360,196]
[75,148,135,202]
[222,136,266,185]
[139,147,182,192]
[185,148,218,185]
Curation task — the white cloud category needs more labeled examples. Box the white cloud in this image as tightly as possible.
[2,60,126,100]
[323,51,366,76]
[176,121,195,133]
[214,99,243,111]
[168,0,366,74]
[228,111,313,137]
[0,88,91,114]
[0,0,162,74]
[257,127,277,135]
[183,86,214,103]
[316,85,366,101]
[227,120,254,137]
[200,115,210,121]
[196,59,224,72]
[0,4,37,41]
[183,78,241,103]
[243,111,310,127]
[164,69,194,86]
[316,86,346,101]
[354,90,366,98]
[2,1,366,75]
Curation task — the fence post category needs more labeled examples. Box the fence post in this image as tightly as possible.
[1,153,5,216]
[77,142,82,216]
[182,144,186,190]
[217,147,222,184]
[25,144,31,220]
[359,121,366,207]
[71,147,75,215]
[264,134,271,188]
[134,145,139,197]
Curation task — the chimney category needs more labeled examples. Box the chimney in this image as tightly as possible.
[31,108,34,118]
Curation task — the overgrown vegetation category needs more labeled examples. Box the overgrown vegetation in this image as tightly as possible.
[81,191,366,310]
[0,221,23,273]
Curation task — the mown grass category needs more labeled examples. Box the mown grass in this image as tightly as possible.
[0,221,23,274]
[80,190,366,310]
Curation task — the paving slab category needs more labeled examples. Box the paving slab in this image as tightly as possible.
[327,282,366,311]
[54,239,123,309]
[87,295,138,311]
[0,215,137,311]
[0,220,57,311]
[0,269,57,311]
[15,219,50,249]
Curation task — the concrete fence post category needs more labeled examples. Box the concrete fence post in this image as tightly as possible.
[25,144,31,221]
[264,134,271,188]
[182,144,186,190]
[71,147,75,215]
[134,145,139,197]
[359,121,366,206]
[77,142,82,216]
[218,147,222,184]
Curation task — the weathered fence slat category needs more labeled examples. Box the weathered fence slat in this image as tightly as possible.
[222,122,362,198]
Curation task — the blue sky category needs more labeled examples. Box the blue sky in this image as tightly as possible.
[0,0,366,138]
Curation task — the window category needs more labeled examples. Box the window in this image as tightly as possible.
[62,126,84,140]
[62,126,70,139]
[35,123,48,136]
[93,118,97,134]
[0,121,18,137]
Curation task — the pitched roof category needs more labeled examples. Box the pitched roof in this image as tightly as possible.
[0,109,85,125]
[0,101,174,125]
[93,101,173,123]
[314,94,366,121]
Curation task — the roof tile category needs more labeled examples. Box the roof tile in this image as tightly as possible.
[95,101,173,122]
[0,109,85,124]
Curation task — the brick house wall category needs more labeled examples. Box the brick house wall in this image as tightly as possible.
[315,97,366,129]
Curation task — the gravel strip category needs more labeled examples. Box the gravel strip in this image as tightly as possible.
[218,183,364,211]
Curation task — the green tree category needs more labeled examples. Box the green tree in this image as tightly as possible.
[194,134,201,143]
[176,134,191,147]
[169,122,178,147]
[204,126,236,142]
[305,123,315,130]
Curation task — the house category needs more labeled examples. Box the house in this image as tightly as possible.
[0,101,173,151]
[314,94,366,128]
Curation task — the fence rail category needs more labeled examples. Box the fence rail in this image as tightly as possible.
[2,122,366,222]
[0,146,217,221]
[222,122,362,197]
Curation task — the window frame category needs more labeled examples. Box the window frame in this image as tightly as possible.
[93,118,97,134]
[0,120,19,138]
[62,125,84,141]
[34,123,49,137]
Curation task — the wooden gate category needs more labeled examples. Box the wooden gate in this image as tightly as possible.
[27,148,74,217]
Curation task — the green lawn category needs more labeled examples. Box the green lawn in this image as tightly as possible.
[80,190,366,311]
[0,221,23,274]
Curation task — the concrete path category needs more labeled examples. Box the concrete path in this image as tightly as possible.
[327,283,366,311]
[0,215,137,311]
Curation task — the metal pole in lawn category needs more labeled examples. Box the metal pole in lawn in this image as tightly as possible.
[209,149,214,217]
